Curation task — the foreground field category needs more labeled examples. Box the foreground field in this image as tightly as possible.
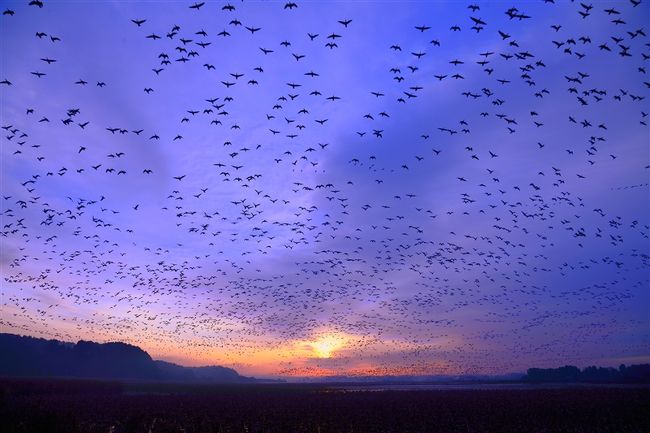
[1,380,649,433]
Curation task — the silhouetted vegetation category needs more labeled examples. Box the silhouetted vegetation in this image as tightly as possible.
[525,364,650,384]
[1,379,648,433]
[0,334,253,383]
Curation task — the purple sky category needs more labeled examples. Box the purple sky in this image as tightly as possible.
[1,0,649,377]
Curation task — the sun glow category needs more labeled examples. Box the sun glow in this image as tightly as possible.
[310,335,346,359]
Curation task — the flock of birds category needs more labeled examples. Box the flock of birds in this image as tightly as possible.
[1,0,649,376]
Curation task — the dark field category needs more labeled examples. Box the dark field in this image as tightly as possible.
[1,379,649,433]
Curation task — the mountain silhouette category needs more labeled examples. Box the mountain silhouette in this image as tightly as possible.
[0,333,255,383]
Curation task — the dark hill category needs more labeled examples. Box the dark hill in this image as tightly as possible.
[0,333,254,383]
[154,360,252,383]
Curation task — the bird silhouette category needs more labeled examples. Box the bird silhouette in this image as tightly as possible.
[1,0,648,379]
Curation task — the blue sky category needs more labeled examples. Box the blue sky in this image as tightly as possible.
[1,0,649,377]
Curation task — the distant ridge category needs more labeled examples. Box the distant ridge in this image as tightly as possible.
[0,333,257,383]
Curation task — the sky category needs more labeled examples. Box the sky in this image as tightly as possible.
[1,0,649,378]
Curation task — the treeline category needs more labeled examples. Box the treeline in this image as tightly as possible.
[524,364,650,384]
[0,333,254,383]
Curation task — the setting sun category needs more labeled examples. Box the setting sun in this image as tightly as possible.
[310,335,346,359]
